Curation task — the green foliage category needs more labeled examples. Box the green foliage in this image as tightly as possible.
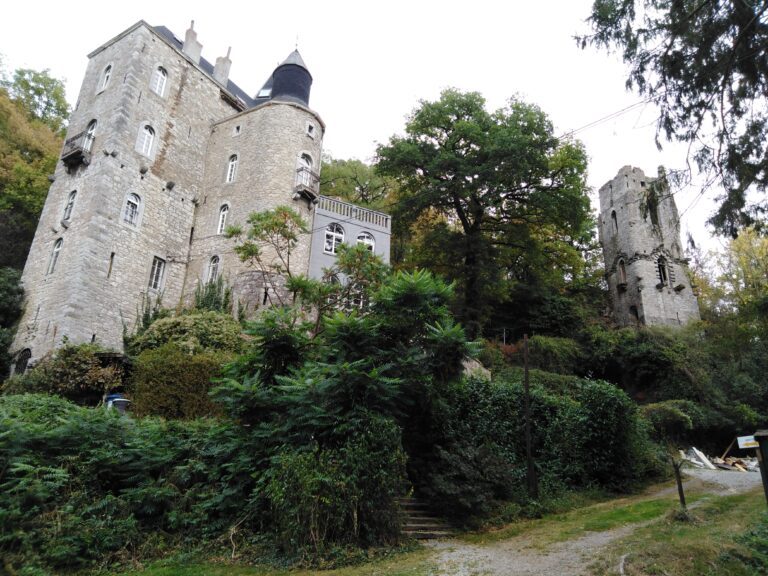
[0,394,263,573]
[1,344,121,404]
[192,275,234,314]
[0,82,62,269]
[319,155,394,209]
[525,335,585,375]
[581,0,768,235]
[130,344,230,419]
[0,266,23,376]
[127,310,243,355]
[414,375,662,524]
[377,88,593,336]
[3,68,69,134]
[262,417,406,555]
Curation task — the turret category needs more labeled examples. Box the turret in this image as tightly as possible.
[270,50,312,106]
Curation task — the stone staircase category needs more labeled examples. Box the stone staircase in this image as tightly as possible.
[399,496,453,540]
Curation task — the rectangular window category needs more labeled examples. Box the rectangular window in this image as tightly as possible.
[148,256,166,291]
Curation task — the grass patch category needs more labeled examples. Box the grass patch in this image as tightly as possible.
[587,488,767,575]
[108,548,435,576]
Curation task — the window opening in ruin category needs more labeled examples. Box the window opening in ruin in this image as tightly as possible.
[208,255,220,283]
[107,252,115,278]
[657,256,669,286]
[100,65,112,91]
[233,125,241,136]
[47,238,63,275]
[138,125,155,156]
[324,223,344,255]
[357,231,375,252]
[629,305,639,321]
[123,193,141,226]
[226,155,238,183]
[62,190,77,220]
[84,120,97,152]
[618,259,627,284]
[150,66,167,97]
[262,286,269,305]
[611,210,618,234]
[148,256,166,291]
[15,349,31,374]
[217,204,229,234]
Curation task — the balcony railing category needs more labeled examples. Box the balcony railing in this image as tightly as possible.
[61,130,93,170]
[317,196,391,230]
[294,167,320,202]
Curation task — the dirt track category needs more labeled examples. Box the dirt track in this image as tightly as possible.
[426,469,763,576]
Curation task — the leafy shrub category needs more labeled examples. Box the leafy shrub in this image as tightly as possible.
[130,343,231,418]
[262,416,406,555]
[1,343,122,404]
[127,310,243,355]
[526,335,584,374]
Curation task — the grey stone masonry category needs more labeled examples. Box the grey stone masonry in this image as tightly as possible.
[598,166,700,327]
[9,20,387,370]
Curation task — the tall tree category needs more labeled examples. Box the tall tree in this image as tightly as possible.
[319,156,394,210]
[580,0,768,236]
[4,68,69,135]
[376,89,592,337]
[0,83,62,269]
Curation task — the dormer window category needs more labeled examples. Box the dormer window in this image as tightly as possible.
[257,87,271,98]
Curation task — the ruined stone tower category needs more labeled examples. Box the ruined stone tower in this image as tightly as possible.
[598,166,700,327]
[10,21,391,370]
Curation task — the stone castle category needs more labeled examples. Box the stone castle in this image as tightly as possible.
[598,166,700,327]
[10,20,391,369]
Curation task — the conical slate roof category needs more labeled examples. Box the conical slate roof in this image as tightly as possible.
[279,49,308,70]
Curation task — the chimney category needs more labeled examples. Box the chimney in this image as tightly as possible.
[182,20,203,64]
[213,47,232,85]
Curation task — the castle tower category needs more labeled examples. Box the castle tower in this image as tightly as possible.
[598,166,700,327]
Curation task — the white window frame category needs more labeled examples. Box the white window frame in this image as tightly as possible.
[217,204,229,235]
[150,66,168,97]
[47,238,63,275]
[148,256,166,292]
[324,223,344,255]
[296,153,313,188]
[208,255,220,283]
[62,190,77,221]
[122,193,142,227]
[137,124,155,157]
[357,231,375,252]
[226,154,238,183]
[84,120,97,153]
[99,64,112,92]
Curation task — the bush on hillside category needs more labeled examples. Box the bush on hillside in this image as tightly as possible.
[126,310,243,355]
[1,343,121,404]
[130,343,231,419]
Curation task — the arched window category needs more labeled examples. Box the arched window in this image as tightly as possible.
[611,210,618,234]
[100,65,112,91]
[217,204,229,234]
[47,238,63,275]
[138,124,155,156]
[150,66,167,97]
[296,153,313,187]
[15,349,31,374]
[84,120,97,152]
[226,154,238,183]
[123,193,141,227]
[657,256,669,286]
[618,259,627,284]
[208,255,220,283]
[324,223,344,255]
[62,190,77,221]
[357,231,375,252]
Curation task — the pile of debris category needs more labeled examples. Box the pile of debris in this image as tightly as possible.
[680,447,759,472]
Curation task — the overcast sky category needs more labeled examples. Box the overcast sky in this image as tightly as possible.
[0,0,725,252]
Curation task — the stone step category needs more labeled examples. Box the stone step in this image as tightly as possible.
[400,496,453,540]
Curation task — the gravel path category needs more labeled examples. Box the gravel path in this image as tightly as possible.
[425,468,763,576]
